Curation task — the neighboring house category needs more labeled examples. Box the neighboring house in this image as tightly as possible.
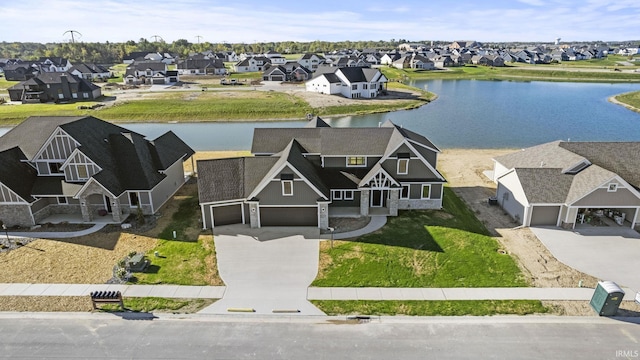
[3,62,39,81]
[392,54,435,70]
[38,57,72,72]
[264,50,286,65]
[262,65,287,81]
[297,53,324,71]
[380,52,401,65]
[197,118,445,229]
[0,116,194,227]
[69,63,112,80]
[290,66,313,82]
[232,56,270,72]
[124,61,179,85]
[176,58,227,75]
[306,67,388,98]
[491,141,640,229]
[7,72,101,103]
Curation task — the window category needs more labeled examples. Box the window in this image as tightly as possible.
[421,184,431,199]
[282,180,293,196]
[363,84,368,89]
[401,185,410,199]
[332,190,342,200]
[76,165,88,180]
[129,192,139,207]
[48,162,63,174]
[351,84,357,90]
[72,93,78,99]
[344,191,354,200]
[347,157,366,167]
[608,183,618,192]
[57,196,68,204]
[398,159,409,175]
[83,92,89,98]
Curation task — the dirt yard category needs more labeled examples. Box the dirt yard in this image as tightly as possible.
[438,149,640,316]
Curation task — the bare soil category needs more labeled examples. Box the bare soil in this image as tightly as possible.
[438,149,640,316]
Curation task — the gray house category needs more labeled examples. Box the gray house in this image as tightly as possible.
[491,141,640,229]
[7,72,101,103]
[198,118,445,229]
[0,116,194,227]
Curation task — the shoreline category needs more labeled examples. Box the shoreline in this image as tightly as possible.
[608,92,640,114]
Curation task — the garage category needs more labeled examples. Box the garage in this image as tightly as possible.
[260,207,317,227]
[211,204,243,227]
[530,205,561,226]
[270,75,284,82]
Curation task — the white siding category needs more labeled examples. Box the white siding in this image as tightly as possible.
[150,160,186,213]
[496,171,528,224]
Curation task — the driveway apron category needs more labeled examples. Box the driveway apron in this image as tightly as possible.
[531,226,640,292]
[199,225,325,315]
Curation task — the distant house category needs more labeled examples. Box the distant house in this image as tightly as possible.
[297,53,324,71]
[197,118,445,229]
[176,58,227,75]
[492,141,640,229]
[264,50,286,65]
[7,72,101,103]
[305,67,388,99]
[233,56,270,72]
[262,65,287,81]
[0,116,194,227]
[3,62,39,81]
[392,54,435,70]
[38,57,72,72]
[69,63,112,81]
[124,61,179,85]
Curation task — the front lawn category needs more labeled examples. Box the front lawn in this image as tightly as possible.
[312,187,527,288]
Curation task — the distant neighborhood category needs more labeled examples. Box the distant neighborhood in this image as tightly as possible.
[1,40,639,103]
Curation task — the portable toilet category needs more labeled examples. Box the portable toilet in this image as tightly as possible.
[590,281,625,316]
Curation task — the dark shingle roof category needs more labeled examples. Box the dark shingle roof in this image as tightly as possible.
[559,142,640,188]
[197,158,246,203]
[0,147,36,202]
[151,131,195,169]
[515,168,574,204]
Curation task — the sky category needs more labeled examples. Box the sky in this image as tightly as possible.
[2,0,640,44]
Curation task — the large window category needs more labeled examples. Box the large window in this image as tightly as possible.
[129,192,139,207]
[347,157,366,167]
[421,184,431,199]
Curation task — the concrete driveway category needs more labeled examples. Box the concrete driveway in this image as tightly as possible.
[199,225,325,315]
[530,226,640,292]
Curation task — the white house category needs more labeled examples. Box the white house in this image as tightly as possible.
[306,67,387,99]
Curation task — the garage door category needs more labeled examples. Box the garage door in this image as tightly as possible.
[260,207,317,227]
[271,75,284,81]
[530,205,560,226]
[212,204,243,226]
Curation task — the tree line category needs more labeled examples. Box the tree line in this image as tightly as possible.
[0,39,421,64]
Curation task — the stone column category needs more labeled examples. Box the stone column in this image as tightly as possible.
[248,202,260,228]
[79,196,92,222]
[389,189,399,216]
[318,202,329,229]
[360,189,370,216]
[109,196,123,223]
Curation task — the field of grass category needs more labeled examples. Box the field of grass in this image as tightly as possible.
[133,184,221,286]
[313,300,548,316]
[96,91,313,121]
[0,102,102,125]
[615,91,640,112]
[0,77,19,91]
[312,187,527,288]
[101,297,215,313]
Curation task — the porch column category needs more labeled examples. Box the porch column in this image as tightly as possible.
[360,190,370,216]
[389,189,399,216]
[109,196,123,223]
[79,196,92,222]
[248,202,260,228]
[318,202,330,230]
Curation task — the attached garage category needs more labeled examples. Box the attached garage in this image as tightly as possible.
[205,203,246,228]
[260,207,317,227]
[270,75,284,82]
[529,205,561,226]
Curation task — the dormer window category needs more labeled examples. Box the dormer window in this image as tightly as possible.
[281,174,294,196]
[48,162,63,174]
[347,156,366,167]
[608,183,618,192]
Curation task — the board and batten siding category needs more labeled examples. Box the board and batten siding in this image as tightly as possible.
[0,182,26,203]
[34,128,79,175]
[63,151,100,182]
[150,160,186,213]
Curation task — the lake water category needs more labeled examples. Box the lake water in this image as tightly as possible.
[2,80,640,150]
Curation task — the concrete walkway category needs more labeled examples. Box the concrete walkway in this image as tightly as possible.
[1,283,637,302]
[329,216,388,240]
[6,223,107,239]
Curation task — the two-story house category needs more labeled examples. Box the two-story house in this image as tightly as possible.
[297,53,324,71]
[197,118,445,229]
[0,116,194,227]
[69,63,112,81]
[232,56,270,73]
[124,60,179,85]
[7,72,102,103]
[305,67,388,98]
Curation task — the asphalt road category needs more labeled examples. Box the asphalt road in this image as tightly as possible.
[1,315,639,359]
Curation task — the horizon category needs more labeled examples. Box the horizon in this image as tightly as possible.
[2,0,640,44]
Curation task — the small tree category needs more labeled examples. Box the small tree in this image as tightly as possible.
[136,204,145,226]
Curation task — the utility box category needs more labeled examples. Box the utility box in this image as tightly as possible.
[590,281,625,316]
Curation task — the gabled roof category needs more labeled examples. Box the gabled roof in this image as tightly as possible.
[0,147,37,202]
[304,117,331,128]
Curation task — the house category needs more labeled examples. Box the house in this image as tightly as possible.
[197,118,445,229]
[305,67,388,99]
[2,62,39,81]
[392,54,435,70]
[297,53,324,71]
[264,50,286,65]
[262,65,287,81]
[124,61,179,85]
[7,72,101,103]
[176,58,227,75]
[232,56,270,72]
[0,116,195,227]
[491,141,640,229]
[69,63,112,81]
[38,57,72,72]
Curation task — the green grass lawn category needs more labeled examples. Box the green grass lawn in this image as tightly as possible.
[101,297,216,313]
[312,187,527,288]
[0,77,19,91]
[313,300,548,316]
[133,185,221,285]
[615,91,640,112]
[0,102,102,125]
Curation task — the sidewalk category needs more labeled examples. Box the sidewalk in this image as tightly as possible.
[1,283,636,302]
[328,216,387,240]
[6,224,106,239]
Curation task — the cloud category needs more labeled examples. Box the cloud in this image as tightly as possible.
[517,0,546,6]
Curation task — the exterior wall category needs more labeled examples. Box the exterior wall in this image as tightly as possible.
[305,77,339,95]
[529,205,561,226]
[398,198,442,210]
[318,202,329,229]
[496,174,527,224]
[255,179,320,205]
[562,207,579,228]
[323,156,381,168]
[360,190,370,216]
[381,157,438,180]
[64,151,99,182]
[0,182,24,203]
[573,187,640,207]
[0,203,34,227]
[492,161,510,182]
[150,160,185,213]
[330,191,360,207]
[35,129,79,175]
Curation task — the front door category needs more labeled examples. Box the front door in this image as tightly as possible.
[104,195,112,213]
[371,190,384,207]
